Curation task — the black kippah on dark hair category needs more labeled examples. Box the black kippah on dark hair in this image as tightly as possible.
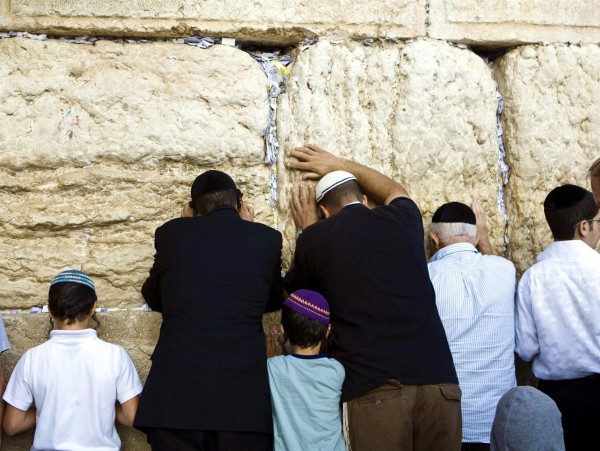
[544,184,588,210]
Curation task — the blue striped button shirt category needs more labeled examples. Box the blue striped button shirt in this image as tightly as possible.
[428,242,516,444]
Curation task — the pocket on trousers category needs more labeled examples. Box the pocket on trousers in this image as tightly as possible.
[439,384,461,401]
[354,384,405,406]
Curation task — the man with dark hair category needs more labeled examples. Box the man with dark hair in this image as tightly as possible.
[428,201,516,451]
[516,184,600,450]
[285,144,461,451]
[134,170,284,451]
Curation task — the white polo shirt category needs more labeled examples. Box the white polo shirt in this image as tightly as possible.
[3,329,143,451]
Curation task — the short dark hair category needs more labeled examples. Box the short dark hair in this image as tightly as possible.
[544,184,598,240]
[192,189,240,216]
[281,305,330,352]
[319,180,362,210]
[48,282,97,325]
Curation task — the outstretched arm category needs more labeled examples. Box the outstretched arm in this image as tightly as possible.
[288,144,409,206]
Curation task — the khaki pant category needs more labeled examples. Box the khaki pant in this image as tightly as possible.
[345,381,462,451]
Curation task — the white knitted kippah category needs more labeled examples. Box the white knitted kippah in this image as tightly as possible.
[315,170,357,203]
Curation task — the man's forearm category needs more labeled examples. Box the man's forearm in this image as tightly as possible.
[288,144,408,205]
[336,158,409,205]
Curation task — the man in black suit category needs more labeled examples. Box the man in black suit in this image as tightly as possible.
[134,170,283,451]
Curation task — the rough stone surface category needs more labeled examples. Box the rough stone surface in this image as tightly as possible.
[429,0,600,46]
[491,44,600,274]
[0,37,276,308]
[0,38,268,169]
[0,0,426,44]
[277,39,502,267]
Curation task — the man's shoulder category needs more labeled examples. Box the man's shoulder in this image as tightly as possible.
[479,253,516,269]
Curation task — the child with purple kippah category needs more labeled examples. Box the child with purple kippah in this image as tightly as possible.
[267,289,346,451]
[2,269,143,450]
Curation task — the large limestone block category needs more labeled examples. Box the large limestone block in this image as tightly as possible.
[429,0,600,46]
[277,39,501,266]
[0,0,426,44]
[0,38,268,169]
[0,38,277,308]
[491,44,600,273]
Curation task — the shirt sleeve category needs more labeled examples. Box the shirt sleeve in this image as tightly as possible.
[115,347,143,405]
[0,312,11,353]
[3,353,34,412]
[515,270,540,362]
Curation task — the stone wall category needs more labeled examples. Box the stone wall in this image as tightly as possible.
[1,1,599,449]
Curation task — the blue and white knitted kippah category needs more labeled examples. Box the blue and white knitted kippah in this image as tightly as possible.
[50,269,96,292]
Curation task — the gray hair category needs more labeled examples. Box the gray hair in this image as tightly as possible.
[429,222,477,241]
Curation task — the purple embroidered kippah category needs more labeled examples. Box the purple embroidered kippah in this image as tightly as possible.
[284,289,330,325]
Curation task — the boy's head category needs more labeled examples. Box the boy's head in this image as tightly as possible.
[49,270,97,325]
[281,289,331,350]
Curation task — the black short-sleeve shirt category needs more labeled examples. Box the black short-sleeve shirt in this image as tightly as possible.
[284,197,457,401]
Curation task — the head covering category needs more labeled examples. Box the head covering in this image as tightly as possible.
[544,184,589,211]
[284,289,330,325]
[490,386,565,451]
[432,202,476,225]
[191,170,237,200]
[316,170,357,203]
[51,269,96,292]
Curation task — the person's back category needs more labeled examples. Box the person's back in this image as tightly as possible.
[3,270,142,451]
[284,145,460,451]
[428,201,516,447]
[515,184,600,450]
[10,333,140,450]
[295,198,456,400]
[134,170,283,450]
[267,290,345,451]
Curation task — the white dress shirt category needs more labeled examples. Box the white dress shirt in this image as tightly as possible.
[429,242,516,444]
[516,240,600,380]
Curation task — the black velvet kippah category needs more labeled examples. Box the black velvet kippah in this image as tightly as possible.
[191,170,237,200]
[432,202,476,225]
[544,184,588,210]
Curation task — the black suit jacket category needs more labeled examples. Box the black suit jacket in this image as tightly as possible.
[134,205,283,433]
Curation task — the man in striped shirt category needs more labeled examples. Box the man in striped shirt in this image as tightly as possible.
[428,201,516,451]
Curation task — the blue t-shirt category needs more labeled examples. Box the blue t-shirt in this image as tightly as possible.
[267,354,346,451]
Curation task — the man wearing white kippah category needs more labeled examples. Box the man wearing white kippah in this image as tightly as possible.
[285,144,461,451]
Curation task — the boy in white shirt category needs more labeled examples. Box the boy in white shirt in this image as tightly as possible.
[2,269,143,450]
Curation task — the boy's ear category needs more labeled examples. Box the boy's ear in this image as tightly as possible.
[326,324,332,337]
[89,301,98,316]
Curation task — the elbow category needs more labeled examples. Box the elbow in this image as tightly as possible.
[3,420,21,436]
